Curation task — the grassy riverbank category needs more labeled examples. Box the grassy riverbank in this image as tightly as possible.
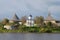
[0,15,60,33]
[0,25,60,33]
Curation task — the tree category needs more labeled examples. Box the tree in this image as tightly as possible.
[47,22,52,27]
[34,16,40,24]
[34,16,44,26]
[2,18,9,25]
[39,16,44,25]
[20,16,27,24]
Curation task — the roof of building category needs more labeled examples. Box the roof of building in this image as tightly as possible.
[11,13,20,21]
[29,15,32,17]
[45,13,55,21]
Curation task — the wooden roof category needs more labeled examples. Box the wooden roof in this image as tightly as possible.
[12,13,20,21]
[45,13,55,21]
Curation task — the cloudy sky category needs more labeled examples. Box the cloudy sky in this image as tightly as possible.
[0,0,60,20]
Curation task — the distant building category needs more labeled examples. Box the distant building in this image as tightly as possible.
[44,13,60,26]
[44,13,56,24]
[25,15,34,26]
[9,13,20,23]
[55,20,60,26]
[9,13,60,27]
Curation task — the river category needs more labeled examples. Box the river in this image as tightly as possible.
[0,33,60,40]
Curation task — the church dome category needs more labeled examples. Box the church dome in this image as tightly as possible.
[28,15,32,20]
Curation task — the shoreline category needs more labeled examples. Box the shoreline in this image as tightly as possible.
[0,26,60,33]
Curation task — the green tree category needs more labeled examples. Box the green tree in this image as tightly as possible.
[2,18,9,25]
[34,16,44,26]
[20,16,27,24]
[39,16,44,25]
[47,22,52,27]
[34,16,40,24]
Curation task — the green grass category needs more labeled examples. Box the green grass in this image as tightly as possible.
[0,24,60,33]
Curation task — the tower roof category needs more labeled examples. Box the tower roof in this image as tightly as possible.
[12,13,19,21]
[45,13,55,21]
[29,15,32,17]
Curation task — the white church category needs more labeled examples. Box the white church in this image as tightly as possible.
[25,15,34,26]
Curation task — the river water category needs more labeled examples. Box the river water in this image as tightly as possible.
[0,33,60,40]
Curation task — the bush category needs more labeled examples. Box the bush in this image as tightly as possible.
[45,29,52,33]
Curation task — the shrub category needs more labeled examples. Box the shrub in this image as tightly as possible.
[45,29,52,33]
